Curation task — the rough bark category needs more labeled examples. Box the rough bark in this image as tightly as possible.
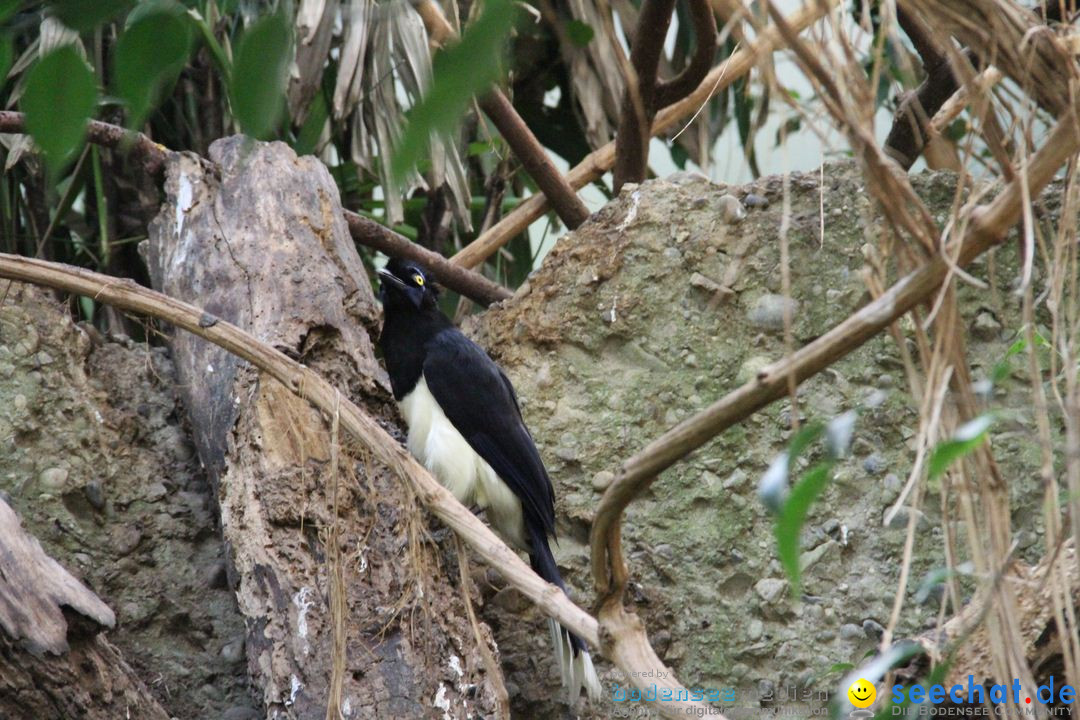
[144,137,506,719]
[0,497,170,720]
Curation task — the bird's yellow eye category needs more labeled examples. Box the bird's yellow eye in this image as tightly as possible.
[413,274,425,286]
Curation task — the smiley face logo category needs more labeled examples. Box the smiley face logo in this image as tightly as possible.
[847,678,876,708]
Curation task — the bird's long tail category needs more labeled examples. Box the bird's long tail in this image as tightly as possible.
[529,529,603,703]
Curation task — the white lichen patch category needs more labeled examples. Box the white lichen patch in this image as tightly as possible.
[434,683,452,720]
[292,586,315,655]
[175,171,194,237]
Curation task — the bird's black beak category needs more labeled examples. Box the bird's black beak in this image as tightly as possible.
[377,268,424,309]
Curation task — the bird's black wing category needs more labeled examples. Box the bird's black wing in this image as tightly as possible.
[422,329,556,537]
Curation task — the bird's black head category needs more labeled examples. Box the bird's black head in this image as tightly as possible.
[377,258,439,311]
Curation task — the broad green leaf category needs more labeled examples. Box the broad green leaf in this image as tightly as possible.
[48,0,134,31]
[21,45,98,179]
[927,414,994,481]
[114,8,192,128]
[293,90,328,157]
[391,0,521,181]
[230,12,291,140]
[775,461,833,597]
[566,20,594,47]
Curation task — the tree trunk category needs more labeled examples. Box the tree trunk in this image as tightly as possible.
[0,498,171,720]
[144,137,507,718]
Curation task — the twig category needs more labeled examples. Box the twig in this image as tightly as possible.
[0,110,510,306]
[450,0,840,270]
[341,211,511,305]
[0,253,715,719]
[590,101,1080,599]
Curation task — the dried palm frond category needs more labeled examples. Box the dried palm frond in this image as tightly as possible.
[321,0,473,230]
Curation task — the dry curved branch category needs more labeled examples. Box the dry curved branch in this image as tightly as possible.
[590,98,1080,599]
[0,111,510,306]
[654,0,719,108]
[0,254,717,719]
[450,0,839,270]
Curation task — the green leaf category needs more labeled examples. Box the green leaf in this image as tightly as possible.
[114,8,192,128]
[230,12,291,140]
[391,0,521,181]
[775,460,833,598]
[293,89,328,157]
[927,414,994,481]
[48,0,135,31]
[566,19,594,47]
[21,45,98,179]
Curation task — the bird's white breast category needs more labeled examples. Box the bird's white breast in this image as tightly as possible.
[399,376,526,550]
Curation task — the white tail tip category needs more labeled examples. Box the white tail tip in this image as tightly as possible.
[548,618,603,703]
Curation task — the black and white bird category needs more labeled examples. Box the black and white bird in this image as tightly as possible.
[376,258,602,702]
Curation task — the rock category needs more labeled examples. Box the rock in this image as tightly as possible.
[743,192,769,208]
[971,311,1003,341]
[145,482,168,503]
[111,525,142,556]
[719,194,747,223]
[839,623,862,640]
[755,578,786,603]
[204,559,229,589]
[736,355,773,384]
[1015,529,1038,550]
[862,453,886,475]
[38,467,69,492]
[747,619,764,640]
[554,445,578,462]
[221,638,245,664]
[884,506,928,530]
[222,708,261,720]
[748,294,799,331]
[883,473,902,493]
[591,471,614,492]
[84,480,106,510]
[863,619,885,639]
